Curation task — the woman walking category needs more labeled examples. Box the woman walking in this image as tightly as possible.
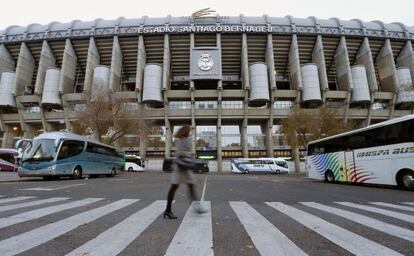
[164,125,205,219]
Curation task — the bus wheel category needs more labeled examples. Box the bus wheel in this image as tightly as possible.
[397,170,414,191]
[325,170,335,183]
[245,169,250,174]
[128,167,133,172]
[72,167,82,179]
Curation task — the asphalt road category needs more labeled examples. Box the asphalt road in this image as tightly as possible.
[0,172,412,256]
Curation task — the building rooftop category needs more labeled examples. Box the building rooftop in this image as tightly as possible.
[1,15,413,43]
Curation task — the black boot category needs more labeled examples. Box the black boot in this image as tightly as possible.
[163,211,178,219]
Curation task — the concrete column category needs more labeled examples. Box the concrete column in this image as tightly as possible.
[59,39,77,94]
[190,34,195,91]
[13,42,35,96]
[241,33,250,89]
[2,129,14,148]
[162,34,170,91]
[241,117,248,158]
[164,118,171,158]
[0,110,4,132]
[109,36,122,92]
[265,119,273,157]
[312,35,329,102]
[22,124,37,139]
[15,98,27,137]
[34,41,56,95]
[189,33,196,153]
[217,86,223,172]
[389,92,397,118]
[376,39,399,92]
[216,33,223,172]
[366,95,375,126]
[397,41,414,83]
[0,44,15,75]
[190,84,196,153]
[136,35,146,102]
[355,38,378,92]
[38,98,51,132]
[344,91,351,125]
[83,37,100,96]
[289,34,302,91]
[266,34,277,90]
[335,36,353,91]
[242,33,249,158]
[62,97,72,131]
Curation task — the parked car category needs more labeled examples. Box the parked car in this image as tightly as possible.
[162,157,209,173]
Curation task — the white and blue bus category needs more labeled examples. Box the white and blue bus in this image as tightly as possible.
[231,158,290,174]
[306,114,414,190]
[16,132,124,179]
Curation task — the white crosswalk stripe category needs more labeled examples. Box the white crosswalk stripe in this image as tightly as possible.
[66,200,165,256]
[0,198,412,255]
[336,202,414,223]
[0,196,36,204]
[21,184,85,191]
[0,199,138,255]
[230,201,307,256]
[370,202,414,212]
[402,202,414,206]
[301,202,414,242]
[267,202,403,256]
[0,198,103,229]
[0,197,69,213]
[165,202,213,256]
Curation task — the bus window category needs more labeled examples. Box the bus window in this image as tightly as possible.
[58,140,85,159]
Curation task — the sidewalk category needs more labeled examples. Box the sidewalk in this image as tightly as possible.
[0,172,40,182]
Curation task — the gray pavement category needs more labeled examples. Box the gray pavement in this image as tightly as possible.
[0,171,412,256]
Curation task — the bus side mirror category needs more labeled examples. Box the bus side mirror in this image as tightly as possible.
[15,139,32,151]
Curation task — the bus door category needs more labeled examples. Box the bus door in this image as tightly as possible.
[342,149,354,182]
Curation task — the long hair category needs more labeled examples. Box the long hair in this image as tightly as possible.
[174,125,191,139]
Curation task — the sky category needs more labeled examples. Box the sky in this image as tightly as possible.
[1,0,413,30]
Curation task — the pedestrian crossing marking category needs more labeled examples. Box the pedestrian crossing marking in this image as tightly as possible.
[65,200,165,256]
[266,202,403,256]
[301,202,414,242]
[230,201,307,256]
[0,197,69,213]
[0,198,104,229]
[0,199,138,256]
[0,198,411,255]
[164,202,213,256]
[0,196,35,204]
[403,202,414,206]
[370,202,414,212]
[21,184,85,191]
[336,202,414,223]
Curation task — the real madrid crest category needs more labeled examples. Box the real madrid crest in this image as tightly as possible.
[198,52,214,71]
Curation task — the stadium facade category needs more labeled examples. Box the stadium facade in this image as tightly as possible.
[0,15,413,171]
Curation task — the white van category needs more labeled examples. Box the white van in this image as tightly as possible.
[125,155,144,172]
[231,158,289,174]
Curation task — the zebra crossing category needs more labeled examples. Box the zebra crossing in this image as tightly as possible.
[0,195,412,256]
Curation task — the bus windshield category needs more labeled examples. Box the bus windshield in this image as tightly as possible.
[22,139,56,162]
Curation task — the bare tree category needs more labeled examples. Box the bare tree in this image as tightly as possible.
[72,89,152,146]
[281,105,354,173]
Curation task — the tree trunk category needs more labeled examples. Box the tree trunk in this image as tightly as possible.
[293,147,301,174]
